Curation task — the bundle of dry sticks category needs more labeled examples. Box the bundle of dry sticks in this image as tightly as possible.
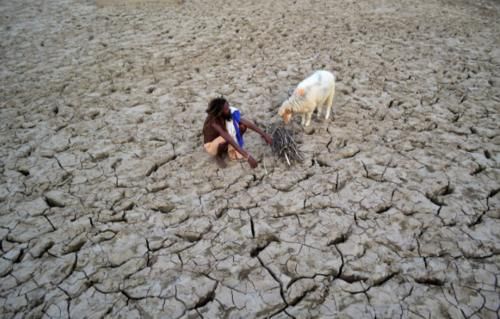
[270,126,303,166]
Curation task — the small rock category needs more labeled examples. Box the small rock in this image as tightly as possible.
[304,126,315,135]
[91,230,117,243]
[88,144,115,161]
[44,190,68,208]
[336,145,360,159]
[63,234,87,255]
[176,231,202,242]
[29,239,55,258]
[150,199,176,214]
[116,158,157,180]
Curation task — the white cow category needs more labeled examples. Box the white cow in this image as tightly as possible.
[278,70,336,127]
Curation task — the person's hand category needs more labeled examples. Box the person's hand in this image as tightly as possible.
[247,155,258,169]
[263,133,273,145]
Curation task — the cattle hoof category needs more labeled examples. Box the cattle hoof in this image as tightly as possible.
[304,126,315,135]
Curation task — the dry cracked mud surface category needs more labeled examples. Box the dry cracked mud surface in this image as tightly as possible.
[1,0,499,318]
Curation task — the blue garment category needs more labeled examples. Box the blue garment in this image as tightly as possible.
[230,108,244,147]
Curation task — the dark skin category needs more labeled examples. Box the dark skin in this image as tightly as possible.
[212,102,272,169]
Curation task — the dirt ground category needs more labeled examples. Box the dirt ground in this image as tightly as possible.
[1,0,499,318]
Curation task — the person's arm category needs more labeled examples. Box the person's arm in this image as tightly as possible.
[212,122,258,168]
[240,118,273,145]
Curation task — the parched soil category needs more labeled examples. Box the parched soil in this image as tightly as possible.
[1,0,499,318]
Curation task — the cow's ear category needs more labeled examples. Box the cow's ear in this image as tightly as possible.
[295,88,305,96]
[283,110,292,123]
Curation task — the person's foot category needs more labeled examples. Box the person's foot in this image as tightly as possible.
[215,155,227,168]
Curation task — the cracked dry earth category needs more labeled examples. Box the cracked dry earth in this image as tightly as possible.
[1,0,499,318]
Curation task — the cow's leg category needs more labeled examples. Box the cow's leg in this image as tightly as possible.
[301,114,306,126]
[305,112,313,126]
[325,87,335,120]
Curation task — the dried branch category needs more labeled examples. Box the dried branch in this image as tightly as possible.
[270,125,303,166]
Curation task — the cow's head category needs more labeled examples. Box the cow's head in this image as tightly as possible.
[278,103,293,124]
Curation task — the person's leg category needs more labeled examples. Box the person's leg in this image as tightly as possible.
[215,139,228,168]
[216,141,228,155]
[204,137,228,168]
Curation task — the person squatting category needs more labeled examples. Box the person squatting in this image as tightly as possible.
[202,97,272,169]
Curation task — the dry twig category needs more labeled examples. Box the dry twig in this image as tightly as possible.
[270,125,303,165]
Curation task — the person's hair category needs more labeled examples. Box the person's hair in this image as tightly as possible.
[206,97,227,116]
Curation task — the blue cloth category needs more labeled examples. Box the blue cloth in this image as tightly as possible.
[231,108,244,147]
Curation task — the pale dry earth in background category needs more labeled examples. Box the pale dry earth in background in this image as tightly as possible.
[1,0,499,318]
